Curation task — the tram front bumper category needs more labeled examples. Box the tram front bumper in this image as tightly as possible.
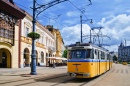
[68,72,90,78]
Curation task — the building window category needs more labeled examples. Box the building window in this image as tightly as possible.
[41,52,44,63]
[25,27,29,37]
[42,36,44,44]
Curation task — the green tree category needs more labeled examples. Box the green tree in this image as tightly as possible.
[62,50,68,58]
[113,55,117,61]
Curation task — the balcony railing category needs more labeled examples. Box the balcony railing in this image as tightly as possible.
[21,36,32,44]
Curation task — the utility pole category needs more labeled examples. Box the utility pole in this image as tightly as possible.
[80,17,93,43]
[80,15,83,43]
[31,0,68,75]
[80,0,92,43]
[90,29,92,43]
[30,0,37,75]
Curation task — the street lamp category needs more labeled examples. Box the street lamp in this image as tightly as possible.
[30,0,68,75]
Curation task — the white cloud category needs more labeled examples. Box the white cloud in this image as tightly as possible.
[62,14,130,52]
[66,11,79,17]
[126,10,130,13]
[96,14,130,51]
[61,24,91,45]
[63,20,78,25]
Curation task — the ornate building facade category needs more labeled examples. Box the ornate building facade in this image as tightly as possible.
[0,0,65,68]
[0,0,25,68]
[118,42,130,62]
[20,12,56,68]
[46,25,65,57]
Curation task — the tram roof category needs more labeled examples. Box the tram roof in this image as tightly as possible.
[68,42,109,52]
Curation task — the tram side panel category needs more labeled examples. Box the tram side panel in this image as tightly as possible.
[90,60,100,77]
[106,54,109,71]
[109,55,113,70]
[99,60,107,74]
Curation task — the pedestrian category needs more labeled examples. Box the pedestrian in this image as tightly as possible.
[48,60,50,67]
[53,63,55,68]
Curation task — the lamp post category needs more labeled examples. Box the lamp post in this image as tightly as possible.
[30,0,68,75]
[30,0,37,75]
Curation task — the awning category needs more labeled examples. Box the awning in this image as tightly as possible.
[47,57,67,60]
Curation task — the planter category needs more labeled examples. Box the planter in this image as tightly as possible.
[27,32,40,40]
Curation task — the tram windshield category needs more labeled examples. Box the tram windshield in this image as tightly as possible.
[69,49,91,59]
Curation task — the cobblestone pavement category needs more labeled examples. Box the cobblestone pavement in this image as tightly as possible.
[92,64,130,86]
[0,64,130,86]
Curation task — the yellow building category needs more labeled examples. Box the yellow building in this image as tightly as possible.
[0,0,25,68]
[20,12,56,68]
[0,0,65,68]
[46,25,65,57]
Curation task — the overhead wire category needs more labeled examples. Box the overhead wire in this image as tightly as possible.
[14,1,88,42]
[68,0,91,20]
[14,2,32,11]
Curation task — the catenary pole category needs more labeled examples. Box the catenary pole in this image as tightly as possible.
[80,15,83,43]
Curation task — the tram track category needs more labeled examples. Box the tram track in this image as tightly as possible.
[0,66,114,86]
[1,69,112,86]
[0,73,68,86]
[49,68,113,86]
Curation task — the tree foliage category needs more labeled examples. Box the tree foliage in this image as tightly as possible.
[62,50,68,58]
[113,55,117,61]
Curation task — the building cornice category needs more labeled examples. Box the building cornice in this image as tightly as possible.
[24,12,54,39]
[0,0,26,19]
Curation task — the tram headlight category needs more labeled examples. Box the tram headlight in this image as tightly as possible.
[71,73,76,77]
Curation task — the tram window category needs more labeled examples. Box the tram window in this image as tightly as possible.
[70,50,86,59]
[107,54,109,60]
[86,49,91,58]
[101,52,103,59]
[101,52,105,60]
[95,50,98,59]
[95,50,97,55]
[97,51,100,59]
[91,49,94,59]
[71,51,75,58]
[99,51,101,59]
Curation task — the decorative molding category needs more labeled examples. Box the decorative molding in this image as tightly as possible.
[21,36,32,44]
[21,36,45,49]
[36,42,45,49]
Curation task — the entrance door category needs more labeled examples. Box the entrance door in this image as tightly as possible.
[23,48,30,67]
[1,52,7,68]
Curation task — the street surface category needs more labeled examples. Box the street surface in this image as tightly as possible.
[0,63,130,86]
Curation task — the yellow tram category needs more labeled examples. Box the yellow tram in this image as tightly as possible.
[67,42,113,78]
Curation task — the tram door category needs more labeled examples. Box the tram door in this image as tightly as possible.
[98,51,100,75]
[1,52,7,68]
[95,50,99,76]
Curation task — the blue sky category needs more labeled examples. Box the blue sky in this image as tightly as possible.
[14,0,130,52]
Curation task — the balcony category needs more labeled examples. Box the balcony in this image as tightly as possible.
[21,36,45,49]
[48,46,56,53]
[36,42,45,49]
[21,36,32,44]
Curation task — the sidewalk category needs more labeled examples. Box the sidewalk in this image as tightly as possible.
[93,63,130,86]
[0,64,130,86]
[0,66,67,83]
